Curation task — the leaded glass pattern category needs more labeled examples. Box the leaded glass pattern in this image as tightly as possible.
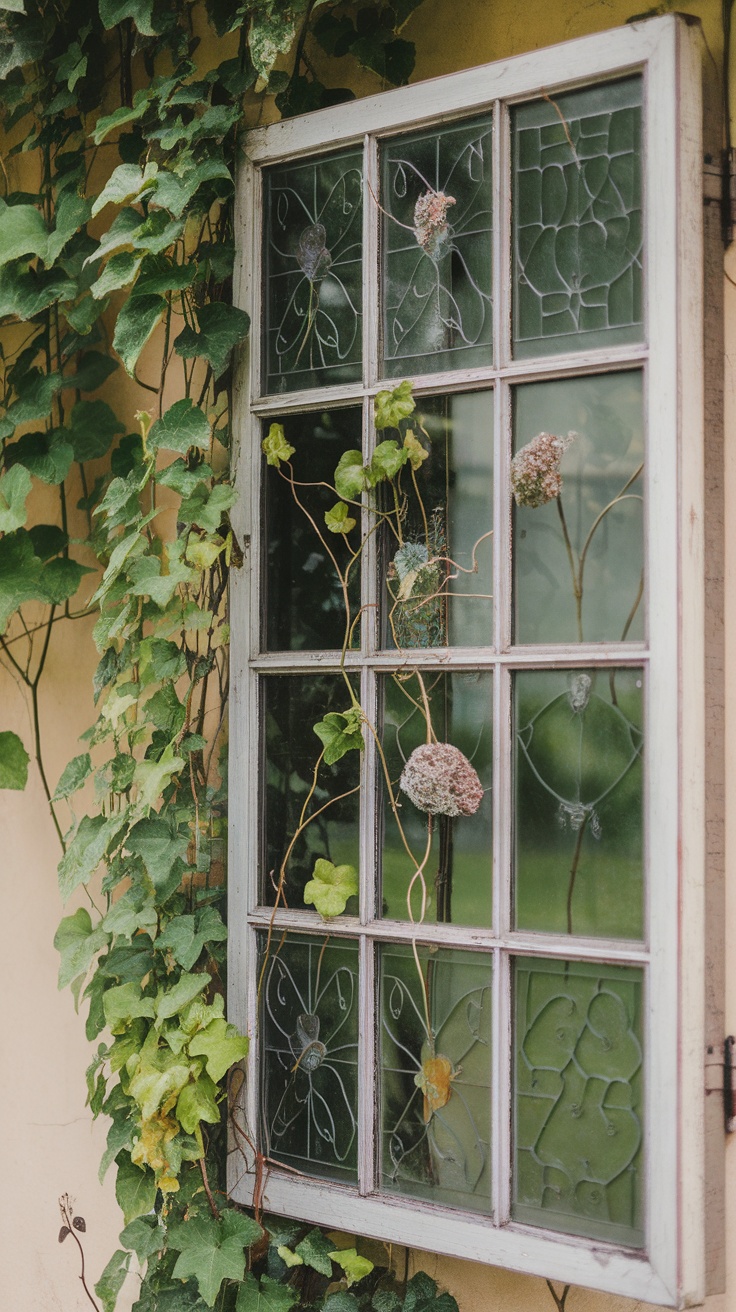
[514,958,644,1247]
[263,149,363,392]
[513,78,643,358]
[380,944,492,1212]
[262,934,359,1182]
[382,114,493,377]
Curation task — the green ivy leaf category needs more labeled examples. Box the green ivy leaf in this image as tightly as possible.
[294,1227,335,1277]
[58,812,128,902]
[46,191,93,263]
[236,1273,299,1312]
[155,971,211,1023]
[369,439,408,484]
[69,399,126,461]
[132,748,186,815]
[67,352,119,393]
[148,399,210,454]
[175,1070,220,1134]
[324,501,356,534]
[27,524,67,561]
[42,557,96,605]
[168,1212,261,1307]
[55,909,109,991]
[276,1246,303,1268]
[92,91,151,145]
[95,1249,131,1312]
[103,981,156,1032]
[0,262,74,319]
[313,707,364,765]
[0,370,63,437]
[6,430,74,484]
[91,252,144,301]
[99,0,157,36]
[0,197,48,267]
[115,1158,158,1226]
[126,815,189,891]
[152,159,232,219]
[333,449,366,500]
[157,906,227,971]
[374,379,415,430]
[188,1017,249,1082]
[322,1295,360,1312]
[53,752,92,801]
[262,422,294,469]
[92,162,158,217]
[0,729,29,790]
[0,463,31,532]
[329,1249,374,1288]
[119,1215,163,1263]
[99,1105,135,1183]
[303,858,358,918]
[113,293,165,376]
[178,482,237,534]
[174,301,250,378]
[0,532,46,632]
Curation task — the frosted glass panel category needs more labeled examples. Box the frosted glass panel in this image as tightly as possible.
[381,943,492,1212]
[513,77,643,357]
[514,957,644,1247]
[382,114,493,377]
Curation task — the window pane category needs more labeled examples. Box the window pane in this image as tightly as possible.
[380,670,492,927]
[513,371,644,645]
[379,391,494,651]
[263,149,363,393]
[262,933,359,1183]
[514,957,644,1247]
[381,114,493,377]
[264,408,362,652]
[514,668,643,939]
[513,77,643,358]
[380,943,492,1213]
[262,675,360,907]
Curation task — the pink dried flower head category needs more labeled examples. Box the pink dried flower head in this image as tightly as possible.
[510,431,578,509]
[399,742,483,818]
[413,190,456,258]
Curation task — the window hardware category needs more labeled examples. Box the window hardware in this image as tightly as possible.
[704,1037,736,1131]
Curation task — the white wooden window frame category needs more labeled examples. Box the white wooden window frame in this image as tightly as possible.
[228,15,705,1306]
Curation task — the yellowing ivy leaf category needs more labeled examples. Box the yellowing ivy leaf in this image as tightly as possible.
[188,1017,249,1083]
[303,858,358,918]
[324,502,356,534]
[328,1248,374,1288]
[403,429,429,470]
[262,422,294,468]
[374,379,415,431]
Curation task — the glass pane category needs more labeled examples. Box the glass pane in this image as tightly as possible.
[513,77,643,358]
[380,670,492,926]
[380,943,492,1213]
[513,371,644,645]
[263,149,363,393]
[264,407,362,652]
[514,957,644,1247]
[378,391,494,651]
[514,668,643,939]
[262,933,359,1183]
[263,675,360,908]
[382,114,493,377]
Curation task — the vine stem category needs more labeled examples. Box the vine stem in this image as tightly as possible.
[565,812,589,936]
[555,496,582,643]
[199,1156,220,1219]
[545,1280,571,1312]
[59,1199,100,1312]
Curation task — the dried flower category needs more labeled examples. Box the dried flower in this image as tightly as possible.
[399,742,483,817]
[511,431,577,508]
[413,190,456,259]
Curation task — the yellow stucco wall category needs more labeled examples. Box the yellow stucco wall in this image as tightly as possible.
[0,2,733,1310]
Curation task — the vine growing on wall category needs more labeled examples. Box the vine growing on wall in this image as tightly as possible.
[0,2,474,1310]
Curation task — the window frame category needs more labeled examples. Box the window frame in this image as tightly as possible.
[228,15,705,1306]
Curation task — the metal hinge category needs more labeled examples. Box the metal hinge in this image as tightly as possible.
[705,1037,736,1131]
[703,149,736,247]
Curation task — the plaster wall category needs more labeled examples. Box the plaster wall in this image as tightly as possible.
[0,3,733,1310]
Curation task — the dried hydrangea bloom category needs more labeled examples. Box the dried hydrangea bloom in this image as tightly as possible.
[413,190,456,259]
[510,431,577,509]
[400,742,483,817]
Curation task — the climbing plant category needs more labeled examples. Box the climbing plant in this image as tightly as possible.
[0,2,471,1310]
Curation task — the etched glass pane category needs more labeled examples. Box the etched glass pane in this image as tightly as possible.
[379,391,494,650]
[513,371,644,645]
[262,933,359,1183]
[380,943,492,1212]
[264,149,363,393]
[263,675,360,907]
[514,668,643,939]
[514,957,644,1247]
[264,407,362,652]
[513,77,643,358]
[382,114,493,377]
[380,670,492,926]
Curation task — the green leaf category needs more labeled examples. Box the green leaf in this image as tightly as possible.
[0,198,47,267]
[42,557,95,605]
[322,1296,359,1312]
[262,422,294,469]
[168,1213,257,1307]
[68,352,119,393]
[92,163,158,217]
[313,707,364,765]
[91,252,143,300]
[6,430,74,484]
[0,532,45,632]
[103,981,156,1031]
[115,1158,157,1226]
[93,92,151,145]
[119,1216,163,1263]
[99,0,156,35]
[144,684,186,736]
[369,439,408,484]
[68,399,125,461]
[175,1070,220,1134]
[324,502,356,534]
[152,159,232,219]
[148,399,210,454]
[329,1249,374,1288]
[113,294,165,376]
[95,1249,130,1312]
[157,906,227,971]
[0,371,63,437]
[178,482,237,534]
[155,971,211,1023]
[236,1273,299,1312]
[303,858,358,918]
[294,1227,335,1277]
[0,262,74,320]
[0,729,29,789]
[58,812,128,902]
[188,1017,249,1082]
[374,380,415,430]
[55,907,109,990]
[53,752,92,800]
[174,301,250,377]
[0,0,26,13]
[333,449,366,500]
[99,1105,135,1182]
[276,1246,303,1268]
[126,815,188,891]
[27,524,67,561]
[134,254,196,295]
[0,464,31,532]
[47,191,93,263]
[248,7,300,77]
[132,748,186,814]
